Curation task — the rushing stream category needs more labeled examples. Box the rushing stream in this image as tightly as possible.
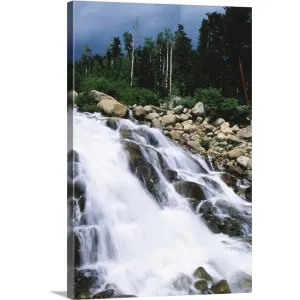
[71,109,252,297]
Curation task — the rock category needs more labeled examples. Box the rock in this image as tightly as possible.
[122,141,161,201]
[207,132,213,137]
[161,114,177,126]
[145,112,159,121]
[106,118,119,130]
[74,269,98,299]
[165,169,178,182]
[176,114,190,122]
[152,118,161,128]
[182,121,197,131]
[211,280,231,294]
[227,165,244,176]
[245,186,252,202]
[174,105,184,114]
[226,144,234,151]
[196,116,203,124]
[237,156,252,169]
[203,124,215,132]
[194,280,208,292]
[89,90,115,102]
[231,125,240,133]
[97,98,128,118]
[237,125,252,139]
[144,105,153,114]
[244,170,252,181]
[217,133,226,141]
[204,116,213,124]
[175,123,183,129]
[187,141,206,154]
[170,130,183,140]
[92,289,114,299]
[214,118,225,126]
[191,102,205,117]
[183,108,188,113]
[193,267,213,281]
[167,110,175,115]
[227,148,246,159]
[226,134,242,145]
[221,173,237,188]
[220,122,233,135]
[173,274,192,291]
[132,106,146,120]
[173,181,205,204]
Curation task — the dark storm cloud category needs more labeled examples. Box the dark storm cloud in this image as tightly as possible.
[71,1,224,59]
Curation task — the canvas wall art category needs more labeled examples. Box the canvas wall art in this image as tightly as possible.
[67,1,252,298]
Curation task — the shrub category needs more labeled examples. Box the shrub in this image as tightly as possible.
[75,92,98,112]
[178,96,198,109]
[200,139,210,150]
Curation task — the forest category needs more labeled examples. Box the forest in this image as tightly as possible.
[68,6,252,123]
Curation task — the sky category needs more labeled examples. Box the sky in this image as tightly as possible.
[68,1,224,60]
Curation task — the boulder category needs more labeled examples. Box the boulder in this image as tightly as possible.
[187,141,206,154]
[227,148,246,159]
[74,269,99,299]
[196,117,204,124]
[193,267,213,281]
[231,125,240,133]
[132,106,146,120]
[182,120,196,131]
[165,169,179,182]
[194,280,208,292]
[191,102,205,117]
[161,114,177,126]
[106,118,119,131]
[144,105,153,114]
[173,181,205,203]
[175,123,183,130]
[89,90,115,102]
[217,133,226,141]
[220,122,233,135]
[214,118,225,127]
[145,112,159,121]
[176,114,190,122]
[237,125,252,139]
[221,173,237,188]
[152,118,161,128]
[237,156,252,169]
[174,105,184,114]
[97,98,128,118]
[210,280,231,294]
[170,130,183,140]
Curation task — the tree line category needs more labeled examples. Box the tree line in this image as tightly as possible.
[69,6,251,108]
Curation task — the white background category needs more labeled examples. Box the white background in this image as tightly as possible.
[0,0,299,299]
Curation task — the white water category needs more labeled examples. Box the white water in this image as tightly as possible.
[73,110,252,296]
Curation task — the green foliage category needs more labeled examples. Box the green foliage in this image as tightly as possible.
[75,92,98,113]
[178,96,198,109]
[199,139,210,150]
[194,88,250,124]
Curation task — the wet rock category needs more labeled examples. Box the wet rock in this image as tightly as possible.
[173,274,192,290]
[221,173,237,188]
[227,165,244,176]
[165,169,179,182]
[106,118,119,131]
[193,267,213,281]
[210,279,231,294]
[194,280,208,292]
[74,269,98,299]
[122,141,161,202]
[173,181,205,203]
[92,289,114,299]
[119,128,133,140]
[245,186,252,202]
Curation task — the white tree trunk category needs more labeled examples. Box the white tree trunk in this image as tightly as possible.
[130,36,135,87]
[170,43,173,97]
[166,42,169,89]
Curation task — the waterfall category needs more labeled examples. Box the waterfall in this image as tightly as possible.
[72,110,252,297]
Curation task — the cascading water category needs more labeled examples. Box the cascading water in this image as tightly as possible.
[72,109,252,297]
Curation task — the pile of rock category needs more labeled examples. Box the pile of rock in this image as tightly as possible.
[130,103,252,182]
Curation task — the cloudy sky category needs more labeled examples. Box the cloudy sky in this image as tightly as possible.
[69,1,224,60]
